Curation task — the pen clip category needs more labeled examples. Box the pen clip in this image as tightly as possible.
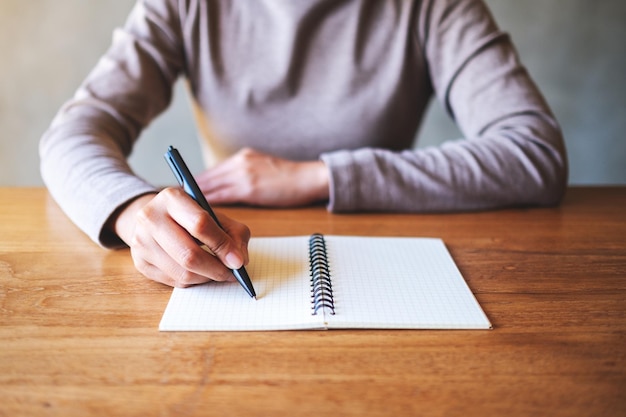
[164,145,218,223]
[165,154,185,187]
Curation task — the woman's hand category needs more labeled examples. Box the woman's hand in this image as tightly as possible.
[195,148,330,207]
[111,188,250,287]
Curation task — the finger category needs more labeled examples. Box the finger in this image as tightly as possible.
[216,212,251,265]
[135,189,237,282]
[196,167,231,193]
[196,151,247,188]
[131,225,234,287]
[159,187,246,270]
[196,149,257,195]
[196,166,247,203]
[202,185,244,205]
[152,209,236,282]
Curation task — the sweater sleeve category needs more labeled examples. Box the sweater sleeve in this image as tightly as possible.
[39,0,184,247]
[321,0,567,213]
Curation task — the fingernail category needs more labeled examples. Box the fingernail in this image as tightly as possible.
[225,252,243,269]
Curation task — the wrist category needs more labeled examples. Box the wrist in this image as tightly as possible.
[108,193,157,246]
[304,160,330,203]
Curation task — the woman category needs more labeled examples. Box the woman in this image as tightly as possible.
[40,0,567,287]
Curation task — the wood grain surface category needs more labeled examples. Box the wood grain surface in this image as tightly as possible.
[1,187,624,416]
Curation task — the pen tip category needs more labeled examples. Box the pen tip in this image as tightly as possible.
[253,296,257,300]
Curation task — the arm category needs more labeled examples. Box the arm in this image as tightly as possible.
[321,0,567,212]
[39,0,250,287]
[40,0,183,247]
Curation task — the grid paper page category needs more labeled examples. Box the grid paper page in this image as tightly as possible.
[159,236,323,331]
[324,236,491,329]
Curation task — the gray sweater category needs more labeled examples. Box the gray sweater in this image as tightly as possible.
[40,0,567,248]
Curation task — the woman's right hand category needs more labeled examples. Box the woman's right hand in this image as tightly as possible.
[111,187,250,287]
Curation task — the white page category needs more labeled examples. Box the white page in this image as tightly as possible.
[322,237,491,329]
[159,236,322,331]
[159,235,491,331]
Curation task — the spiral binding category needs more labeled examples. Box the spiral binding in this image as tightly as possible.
[308,233,335,315]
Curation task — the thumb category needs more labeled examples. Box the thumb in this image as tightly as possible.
[198,229,244,270]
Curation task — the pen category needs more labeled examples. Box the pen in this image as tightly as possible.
[164,145,257,299]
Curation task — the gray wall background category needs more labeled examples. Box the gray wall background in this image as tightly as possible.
[1,0,625,187]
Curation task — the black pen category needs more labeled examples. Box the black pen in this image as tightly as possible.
[164,145,256,299]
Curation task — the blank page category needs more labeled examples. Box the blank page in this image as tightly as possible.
[159,236,322,331]
[324,236,491,329]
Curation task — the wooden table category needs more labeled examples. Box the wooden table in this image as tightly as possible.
[1,187,624,416]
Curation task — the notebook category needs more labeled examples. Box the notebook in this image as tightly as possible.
[159,235,492,331]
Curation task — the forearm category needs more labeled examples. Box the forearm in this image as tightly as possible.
[39,1,185,247]
[40,126,158,247]
[39,104,158,247]
[322,114,567,213]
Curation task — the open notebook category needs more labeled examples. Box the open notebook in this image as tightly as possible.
[159,235,491,331]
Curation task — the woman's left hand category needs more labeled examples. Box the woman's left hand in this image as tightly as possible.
[195,147,330,207]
